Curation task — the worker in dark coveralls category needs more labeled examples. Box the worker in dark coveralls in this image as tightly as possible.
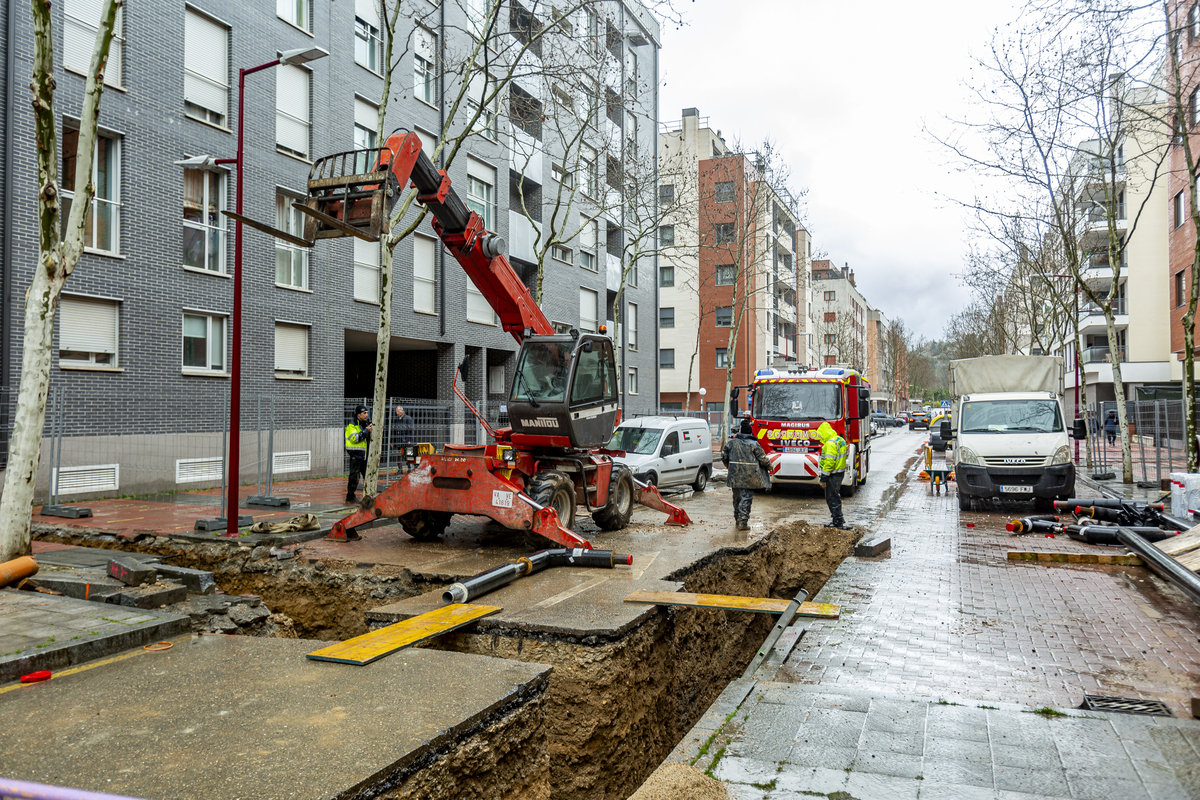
[815,421,849,529]
[721,416,772,531]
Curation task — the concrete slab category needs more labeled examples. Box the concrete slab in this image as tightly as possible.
[33,546,163,569]
[0,635,550,800]
[0,589,189,681]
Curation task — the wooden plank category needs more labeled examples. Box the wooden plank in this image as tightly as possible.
[623,590,840,619]
[306,603,502,666]
[1007,551,1143,566]
[1156,525,1200,557]
[1176,549,1200,572]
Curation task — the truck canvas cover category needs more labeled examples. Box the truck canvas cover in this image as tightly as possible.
[949,355,1064,396]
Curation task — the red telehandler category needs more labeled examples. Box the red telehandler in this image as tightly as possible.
[256,131,690,548]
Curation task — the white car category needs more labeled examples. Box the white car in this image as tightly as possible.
[607,417,714,491]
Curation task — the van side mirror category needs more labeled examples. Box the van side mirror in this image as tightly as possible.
[1072,419,1088,440]
[662,444,675,456]
[858,388,871,419]
[940,420,952,440]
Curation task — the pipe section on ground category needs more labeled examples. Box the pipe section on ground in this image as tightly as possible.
[1116,527,1200,606]
[1066,526,1174,546]
[1055,498,1164,511]
[443,548,632,604]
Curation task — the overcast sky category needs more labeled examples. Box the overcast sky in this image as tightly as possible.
[658,0,1024,341]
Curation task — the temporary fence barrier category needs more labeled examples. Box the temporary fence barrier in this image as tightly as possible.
[1086,399,1189,484]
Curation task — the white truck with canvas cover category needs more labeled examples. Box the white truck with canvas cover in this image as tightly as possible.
[944,355,1086,511]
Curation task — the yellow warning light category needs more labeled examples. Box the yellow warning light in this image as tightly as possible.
[599,324,608,334]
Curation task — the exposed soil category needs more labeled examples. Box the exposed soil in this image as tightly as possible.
[627,763,726,800]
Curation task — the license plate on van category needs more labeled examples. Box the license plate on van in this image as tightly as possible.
[999,485,1033,494]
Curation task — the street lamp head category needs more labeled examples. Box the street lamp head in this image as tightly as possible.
[279,46,329,66]
[173,155,216,168]
[699,388,707,397]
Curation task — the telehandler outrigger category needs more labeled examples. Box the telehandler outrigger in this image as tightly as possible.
[251,131,690,548]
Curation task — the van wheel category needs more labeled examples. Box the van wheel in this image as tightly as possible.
[958,492,972,512]
[642,472,658,488]
[592,466,634,531]
[692,466,709,492]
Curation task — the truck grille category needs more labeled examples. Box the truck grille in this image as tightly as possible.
[982,455,1047,468]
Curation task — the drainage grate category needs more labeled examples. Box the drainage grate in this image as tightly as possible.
[1081,695,1173,716]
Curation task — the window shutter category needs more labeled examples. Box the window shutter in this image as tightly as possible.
[184,12,228,115]
[414,27,436,62]
[467,285,492,323]
[466,156,494,183]
[354,98,377,131]
[579,289,597,332]
[276,66,310,154]
[580,220,596,250]
[627,302,637,348]
[355,0,380,27]
[64,0,122,81]
[274,323,308,373]
[353,238,380,302]
[415,128,436,159]
[60,295,117,354]
[413,235,437,313]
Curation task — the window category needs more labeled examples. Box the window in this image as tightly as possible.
[580,145,598,196]
[551,84,574,117]
[824,312,836,323]
[661,402,683,412]
[59,295,118,368]
[183,312,226,373]
[627,302,638,350]
[1176,190,1186,230]
[715,306,732,327]
[579,220,597,271]
[183,169,225,273]
[579,287,599,333]
[62,125,120,253]
[659,225,674,247]
[274,323,309,378]
[354,237,381,303]
[354,98,379,172]
[660,307,674,328]
[468,284,494,324]
[824,333,837,344]
[1192,4,1199,42]
[715,181,734,203]
[276,65,311,158]
[627,366,638,395]
[1193,88,1200,128]
[715,348,729,369]
[824,355,837,366]
[552,244,572,262]
[628,259,637,288]
[715,223,734,244]
[275,193,309,289]
[660,265,674,286]
[277,0,311,31]
[660,349,675,369]
[551,162,571,186]
[511,84,544,140]
[64,0,123,86]
[414,234,437,314]
[355,0,383,72]
[465,159,496,230]
[706,402,724,413]
[824,290,837,301]
[659,184,675,205]
[1177,270,1186,308]
[715,265,735,285]
[414,27,437,105]
[184,11,227,125]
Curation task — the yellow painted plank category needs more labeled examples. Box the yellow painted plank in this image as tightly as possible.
[623,590,840,619]
[307,603,502,666]
[1007,551,1143,566]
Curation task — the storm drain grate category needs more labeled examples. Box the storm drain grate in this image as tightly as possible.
[1081,694,1173,716]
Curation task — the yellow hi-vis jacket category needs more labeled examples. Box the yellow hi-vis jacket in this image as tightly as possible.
[345,421,369,453]
[815,422,848,475]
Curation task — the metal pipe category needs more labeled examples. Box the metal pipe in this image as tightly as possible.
[1006,517,1060,535]
[255,394,262,496]
[266,394,276,496]
[47,387,59,506]
[1067,525,1175,545]
[1056,498,1164,511]
[442,548,632,604]
[0,778,147,800]
[1117,527,1200,606]
[742,586,809,680]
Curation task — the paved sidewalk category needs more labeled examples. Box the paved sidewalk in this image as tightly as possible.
[671,432,1200,799]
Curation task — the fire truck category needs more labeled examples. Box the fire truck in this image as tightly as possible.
[731,365,872,496]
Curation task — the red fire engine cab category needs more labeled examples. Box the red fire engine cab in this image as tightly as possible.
[733,365,872,497]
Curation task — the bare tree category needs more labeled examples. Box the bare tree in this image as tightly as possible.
[0,0,123,561]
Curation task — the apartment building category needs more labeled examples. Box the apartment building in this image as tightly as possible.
[1170,0,1200,386]
[865,309,895,413]
[656,108,807,416]
[0,0,661,496]
[810,261,868,374]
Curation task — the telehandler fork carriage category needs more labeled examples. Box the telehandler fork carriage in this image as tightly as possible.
[246,129,694,548]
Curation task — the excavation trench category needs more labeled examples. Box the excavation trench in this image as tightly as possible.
[33,520,855,800]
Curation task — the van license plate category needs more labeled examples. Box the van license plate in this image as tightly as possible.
[999,485,1033,494]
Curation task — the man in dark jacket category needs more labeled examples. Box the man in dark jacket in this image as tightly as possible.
[392,405,416,472]
[721,416,773,531]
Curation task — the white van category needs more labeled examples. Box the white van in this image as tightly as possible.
[607,416,714,491]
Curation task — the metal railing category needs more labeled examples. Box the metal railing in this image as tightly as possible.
[1087,399,1187,484]
[1080,297,1127,315]
[1081,345,1126,364]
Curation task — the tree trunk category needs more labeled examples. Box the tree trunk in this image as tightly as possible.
[1185,300,1197,473]
[364,238,391,491]
[1106,314,1133,483]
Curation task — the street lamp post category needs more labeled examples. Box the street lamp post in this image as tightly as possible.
[178,46,327,538]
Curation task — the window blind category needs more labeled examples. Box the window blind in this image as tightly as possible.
[413,235,437,313]
[184,11,227,116]
[276,66,310,154]
[274,323,308,373]
[60,295,117,354]
[355,0,380,27]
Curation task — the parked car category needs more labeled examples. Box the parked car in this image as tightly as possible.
[871,412,904,428]
[909,411,931,430]
[929,414,952,451]
[607,417,714,491]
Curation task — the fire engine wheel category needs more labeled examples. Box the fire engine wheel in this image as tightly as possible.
[592,465,635,531]
[399,510,452,541]
[527,470,577,530]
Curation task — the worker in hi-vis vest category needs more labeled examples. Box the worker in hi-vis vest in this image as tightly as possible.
[345,404,372,503]
[815,422,849,529]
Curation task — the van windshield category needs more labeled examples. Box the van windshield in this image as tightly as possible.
[607,427,662,455]
[755,382,841,421]
[960,399,1063,433]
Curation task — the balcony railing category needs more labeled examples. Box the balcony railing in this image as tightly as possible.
[1082,345,1126,364]
[1080,297,1127,316]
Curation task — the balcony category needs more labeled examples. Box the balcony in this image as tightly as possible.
[1082,345,1126,364]
[509,128,543,185]
[508,211,538,264]
[606,253,622,291]
[1080,214,1127,247]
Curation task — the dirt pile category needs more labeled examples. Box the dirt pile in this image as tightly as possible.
[627,762,726,800]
